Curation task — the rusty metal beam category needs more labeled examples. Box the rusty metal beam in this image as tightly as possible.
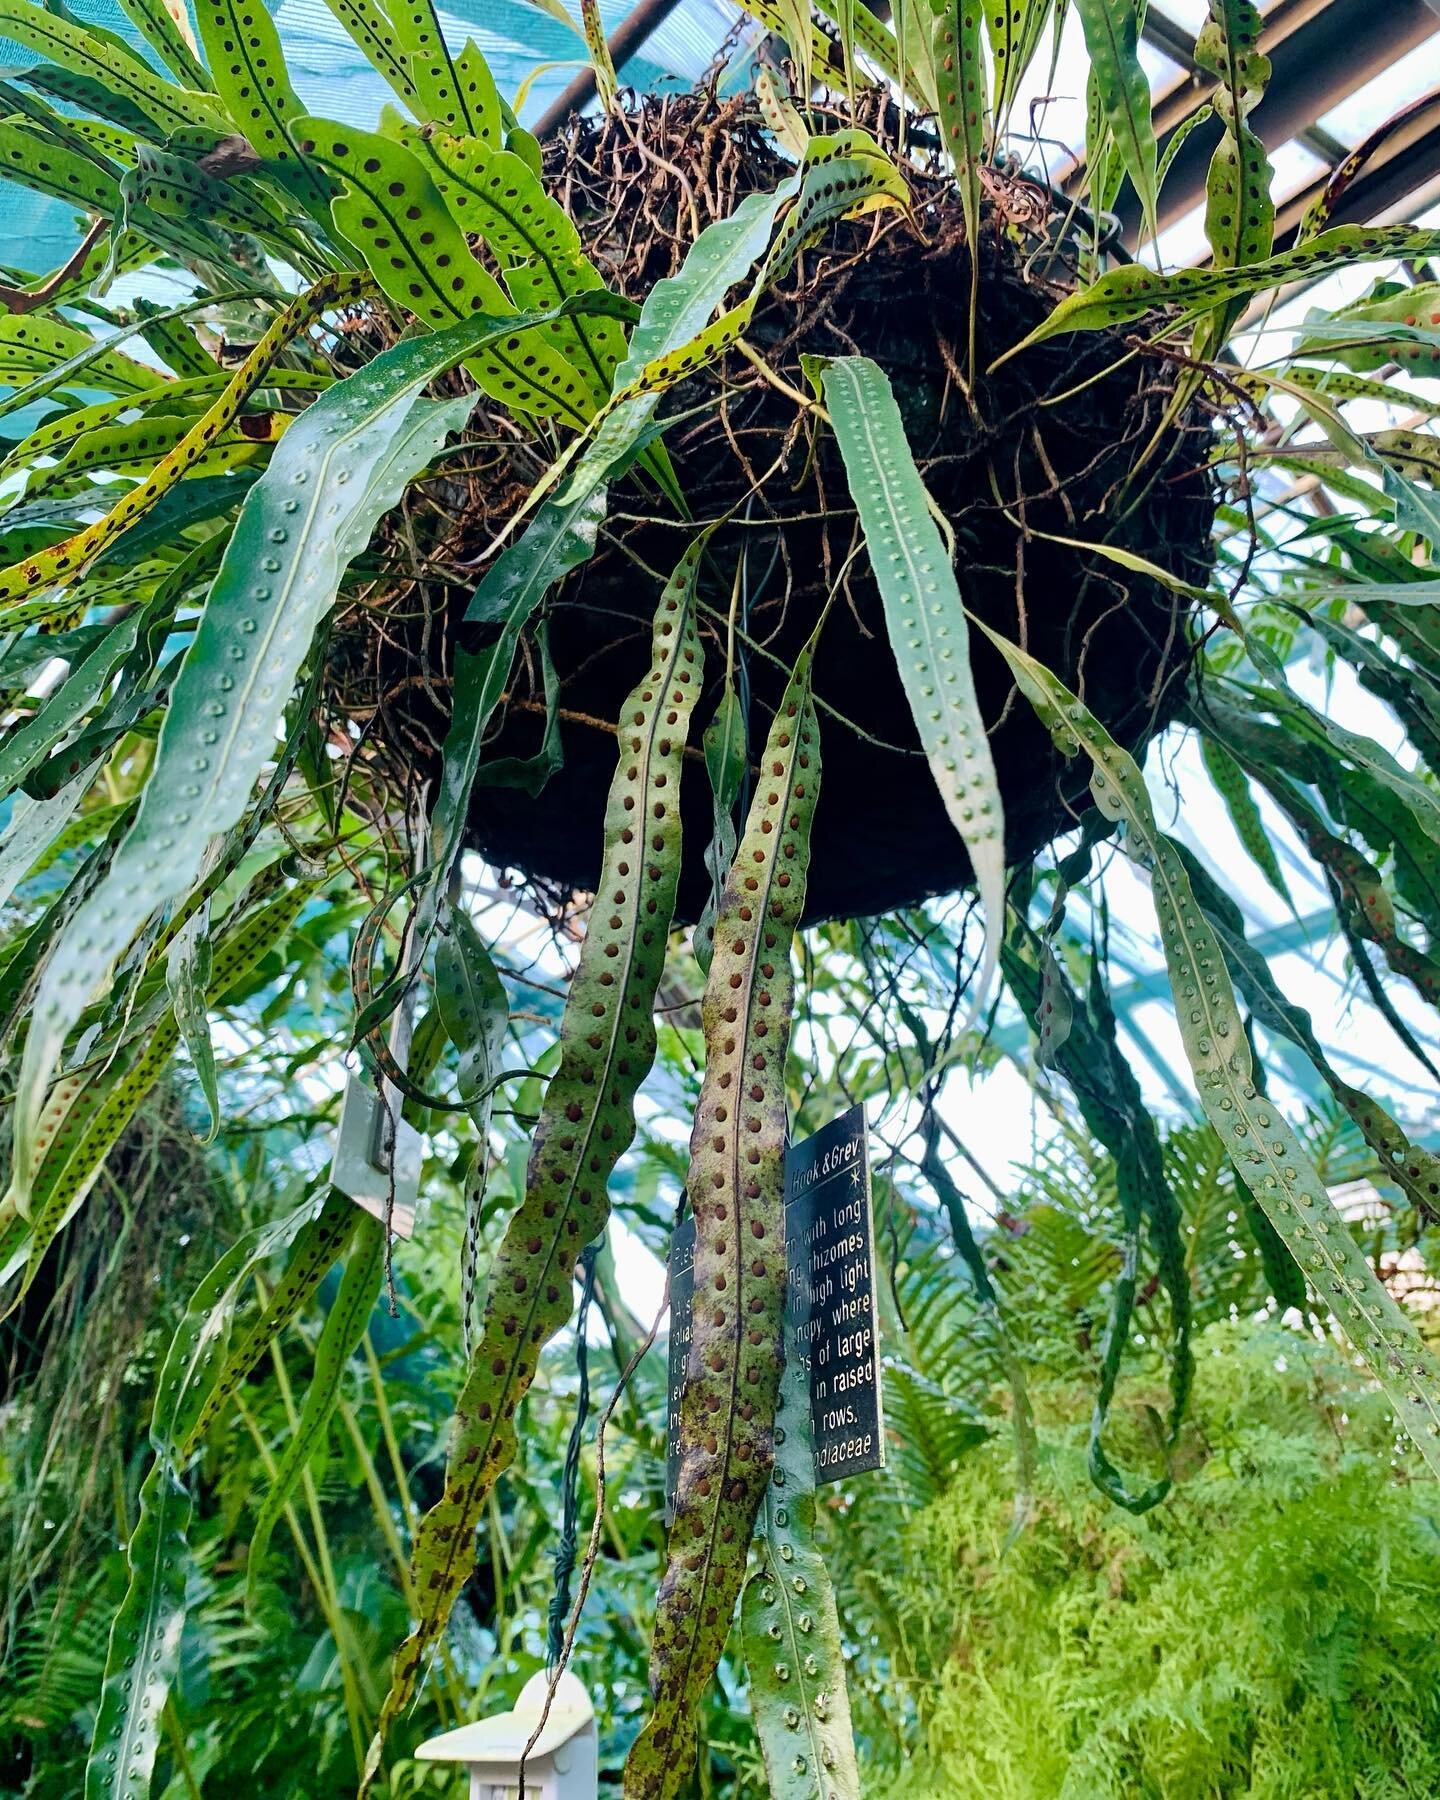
[532,0,689,138]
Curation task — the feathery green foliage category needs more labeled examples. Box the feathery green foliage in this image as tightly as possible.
[1,0,1440,1793]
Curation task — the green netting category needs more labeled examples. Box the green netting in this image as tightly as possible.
[0,0,744,271]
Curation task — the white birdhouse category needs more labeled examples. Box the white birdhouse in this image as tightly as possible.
[415,1669,598,1800]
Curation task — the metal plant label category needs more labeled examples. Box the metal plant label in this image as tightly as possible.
[666,1104,884,1518]
[783,1104,885,1484]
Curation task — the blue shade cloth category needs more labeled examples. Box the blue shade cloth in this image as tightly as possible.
[0,0,748,272]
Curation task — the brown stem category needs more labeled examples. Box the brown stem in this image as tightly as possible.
[0,216,109,315]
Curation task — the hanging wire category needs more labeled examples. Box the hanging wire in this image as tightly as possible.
[545,1238,601,1668]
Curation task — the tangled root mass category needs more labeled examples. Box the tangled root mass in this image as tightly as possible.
[325,91,1217,924]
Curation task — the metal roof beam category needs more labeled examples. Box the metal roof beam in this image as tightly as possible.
[1233,88,1440,330]
[1142,5,1347,179]
[1103,0,1440,246]
[532,0,689,138]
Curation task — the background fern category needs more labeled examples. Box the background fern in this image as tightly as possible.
[5,1024,1439,1798]
[869,1320,1440,1800]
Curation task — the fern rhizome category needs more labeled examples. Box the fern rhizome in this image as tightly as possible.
[327,90,1216,925]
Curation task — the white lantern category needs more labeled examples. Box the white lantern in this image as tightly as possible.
[414,1669,598,1800]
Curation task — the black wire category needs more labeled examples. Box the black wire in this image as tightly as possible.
[546,1238,600,1669]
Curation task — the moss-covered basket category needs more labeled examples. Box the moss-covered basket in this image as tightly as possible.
[327,91,1217,924]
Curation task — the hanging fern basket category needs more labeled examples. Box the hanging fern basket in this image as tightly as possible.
[323,91,1216,922]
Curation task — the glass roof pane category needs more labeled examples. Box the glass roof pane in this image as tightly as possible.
[624,0,746,89]
[1153,0,1288,26]
[1318,39,1440,146]
[1155,138,1325,268]
[1005,11,1182,171]
[1150,0,1207,33]
[1155,201,1208,270]
[1269,137,1328,191]
[1005,6,1093,166]
[1138,41,1183,89]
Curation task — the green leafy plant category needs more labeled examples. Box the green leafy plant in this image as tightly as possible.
[884,1318,1440,1799]
[1,0,1439,1794]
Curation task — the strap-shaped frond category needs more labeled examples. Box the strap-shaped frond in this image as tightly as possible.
[822,354,1005,1020]
[192,0,333,215]
[0,0,226,137]
[322,0,422,106]
[15,304,617,1202]
[0,274,375,615]
[0,312,155,395]
[1196,0,1270,245]
[436,908,510,1354]
[388,0,478,132]
[410,130,629,408]
[84,1185,325,1800]
[984,0,1052,129]
[1003,922,1192,1512]
[1073,0,1157,246]
[297,118,598,427]
[624,658,821,1800]
[364,544,705,1788]
[1175,834,1440,1223]
[984,622,1440,1483]
[180,1189,361,1458]
[115,0,209,90]
[0,117,120,210]
[128,142,316,264]
[741,1336,861,1800]
[5,881,319,1301]
[246,1213,387,1597]
[931,0,985,279]
[1294,283,1440,377]
[1000,224,1440,357]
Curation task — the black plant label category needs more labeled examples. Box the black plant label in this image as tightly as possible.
[666,1103,884,1518]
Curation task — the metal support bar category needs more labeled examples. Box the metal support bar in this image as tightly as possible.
[1271,92,1440,246]
[531,0,691,139]
[1070,0,1440,248]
